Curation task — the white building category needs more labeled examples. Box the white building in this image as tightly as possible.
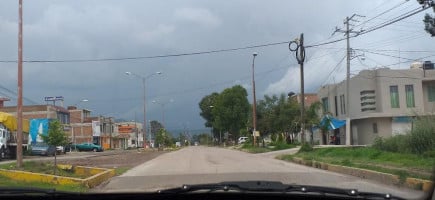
[317,61,435,145]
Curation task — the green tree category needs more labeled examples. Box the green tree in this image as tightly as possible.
[199,92,219,127]
[40,120,69,174]
[199,92,220,139]
[150,120,164,136]
[256,94,300,141]
[212,85,250,142]
[155,128,174,148]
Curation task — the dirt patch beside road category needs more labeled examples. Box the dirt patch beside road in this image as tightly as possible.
[57,149,166,169]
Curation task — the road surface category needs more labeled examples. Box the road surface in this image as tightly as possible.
[97,146,426,199]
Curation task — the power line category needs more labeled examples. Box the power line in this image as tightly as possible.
[354,48,435,53]
[0,84,38,105]
[359,7,426,36]
[320,54,347,86]
[354,0,410,29]
[0,41,290,63]
[360,49,417,61]
[306,5,430,49]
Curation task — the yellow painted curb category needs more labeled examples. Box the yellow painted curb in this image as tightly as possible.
[0,165,115,188]
[289,157,433,192]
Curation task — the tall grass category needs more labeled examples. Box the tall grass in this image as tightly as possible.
[372,116,435,156]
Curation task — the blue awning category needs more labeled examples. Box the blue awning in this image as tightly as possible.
[319,115,346,131]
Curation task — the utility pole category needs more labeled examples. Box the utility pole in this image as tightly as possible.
[251,52,258,146]
[289,33,306,143]
[334,14,364,145]
[16,0,23,168]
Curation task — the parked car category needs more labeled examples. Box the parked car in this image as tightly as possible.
[238,137,248,144]
[75,143,104,152]
[56,146,66,154]
[30,143,56,156]
[64,143,72,152]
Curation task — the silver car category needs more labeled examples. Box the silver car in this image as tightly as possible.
[30,143,56,156]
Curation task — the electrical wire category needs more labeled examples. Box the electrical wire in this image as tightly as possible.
[355,0,410,29]
[306,5,430,49]
[0,41,291,63]
[320,54,347,86]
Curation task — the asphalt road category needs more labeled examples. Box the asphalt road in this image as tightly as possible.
[97,146,426,199]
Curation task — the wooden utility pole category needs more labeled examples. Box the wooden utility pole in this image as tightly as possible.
[16,0,23,168]
[289,33,306,143]
[298,34,305,143]
[251,52,258,146]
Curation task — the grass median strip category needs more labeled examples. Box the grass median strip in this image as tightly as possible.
[114,167,130,176]
[240,142,298,153]
[0,161,87,178]
[279,147,433,181]
[0,174,88,192]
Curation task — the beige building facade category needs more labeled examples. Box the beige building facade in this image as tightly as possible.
[318,63,435,145]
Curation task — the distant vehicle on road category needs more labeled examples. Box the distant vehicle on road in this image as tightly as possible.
[75,143,104,152]
[238,137,248,144]
[30,143,56,156]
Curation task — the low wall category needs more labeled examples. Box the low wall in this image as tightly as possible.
[0,165,115,188]
[291,157,433,192]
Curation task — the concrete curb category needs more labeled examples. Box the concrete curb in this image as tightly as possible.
[0,165,115,189]
[290,157,433,192]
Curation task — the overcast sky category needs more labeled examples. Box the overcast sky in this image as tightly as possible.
[0,0,433,132]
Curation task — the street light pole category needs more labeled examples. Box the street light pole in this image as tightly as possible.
[152,99,173,127]
[126,71,162,148]
[251,52,258,146]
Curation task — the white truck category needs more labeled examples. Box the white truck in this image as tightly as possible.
[0,112,29,160]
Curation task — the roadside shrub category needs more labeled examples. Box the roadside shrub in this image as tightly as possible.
[407,116,435,154]
[383,135,409,153]
[372,135,409,153]
[271,133,277,142]
[422,150,435,158]
[372,136,383,150]
[372,116,435,155]
[298,142,313,153]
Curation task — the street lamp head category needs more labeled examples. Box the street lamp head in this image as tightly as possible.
[156,72,162,75]
[288,92,296,97]
[81,99,89,102]
[253,52,258,57]
[125,71,131,75]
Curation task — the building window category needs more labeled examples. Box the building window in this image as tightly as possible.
[405,85,415,108]
[373,123,378,134]
[334,96,338,116]
[321,97,329,113]
[390,85,400,108]
[340,95,345,114]
[429,85,435,102]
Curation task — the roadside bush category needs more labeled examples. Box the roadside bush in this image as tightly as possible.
[407,116,435,154]
[298,142,313,153]
[372,116,435,155]
[372,135,409,153]
[272,142,296,150]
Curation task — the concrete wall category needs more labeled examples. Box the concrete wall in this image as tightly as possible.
[353,117,392,145]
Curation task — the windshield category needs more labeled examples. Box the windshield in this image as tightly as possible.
[0,0,434,199]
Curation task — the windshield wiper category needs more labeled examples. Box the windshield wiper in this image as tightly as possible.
[157,181,402,199]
